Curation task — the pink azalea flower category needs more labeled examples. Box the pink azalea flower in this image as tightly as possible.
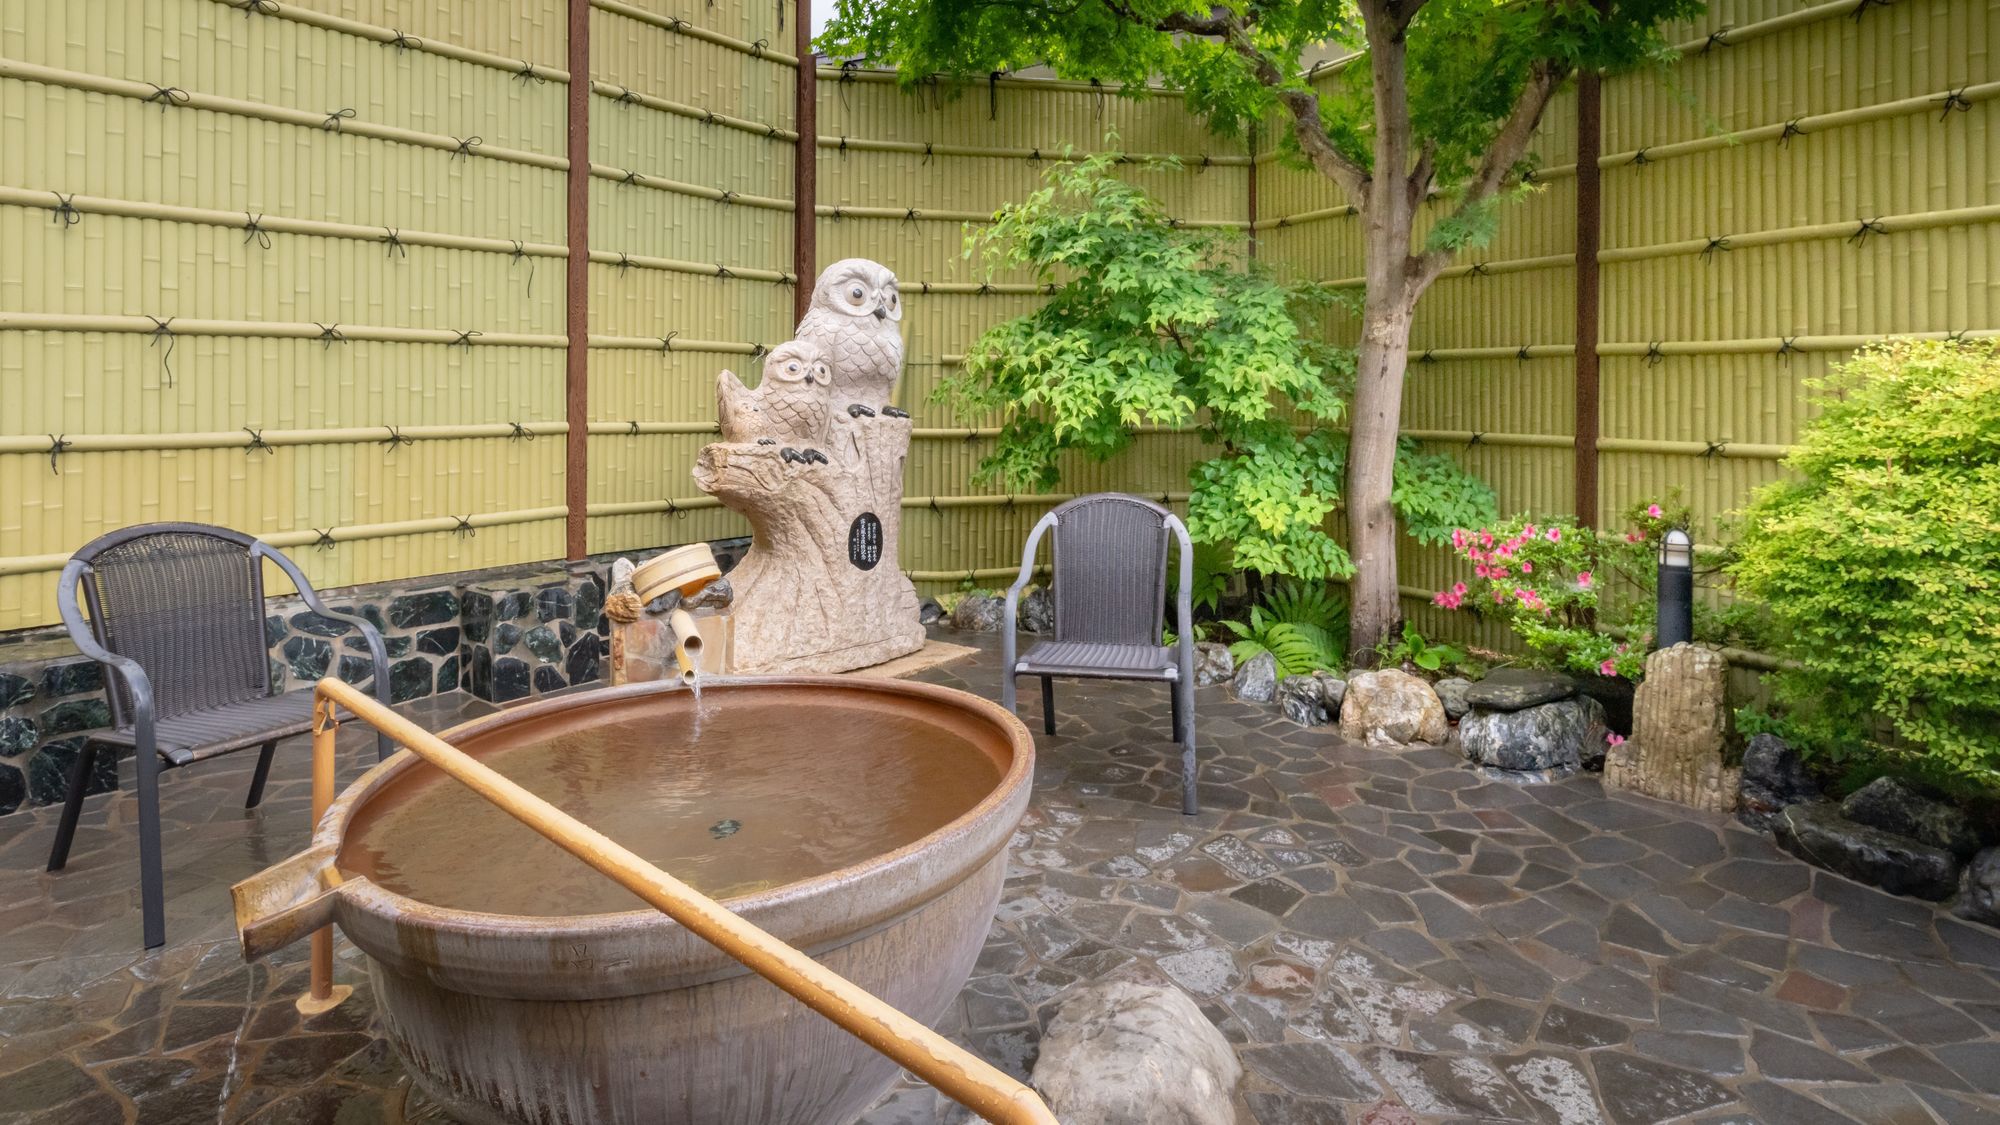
[1523,523,1537,537]
[1600,659,1617,676]
[1606,732,1626,746]
[1451,582,1467,596]
[1474,564,1491,579]
[1625,532,1640,543]
[1647,504,1663,518]
[1546,527,1562,543]
[1520,561,1534,574]
[1577,571,1593,588]
[1481,531,1495,549]
[1452,529,1467,549]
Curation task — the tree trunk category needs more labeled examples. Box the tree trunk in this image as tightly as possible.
[1346,290,1414,663]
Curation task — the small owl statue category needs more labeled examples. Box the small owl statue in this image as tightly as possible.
[717,339,833,461]
[794,259,905,412]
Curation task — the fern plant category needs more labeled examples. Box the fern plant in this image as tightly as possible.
[1220,580,1347,676]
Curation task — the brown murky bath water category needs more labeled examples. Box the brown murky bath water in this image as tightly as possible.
[338,693,1003,916]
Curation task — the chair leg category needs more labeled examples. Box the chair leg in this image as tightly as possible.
[1041,676,1056,735]
[1178,680,1199,816]
[1170,686,1183,742]
[45,740,99,872]
[245,741,278,809]
[135,746,167,950]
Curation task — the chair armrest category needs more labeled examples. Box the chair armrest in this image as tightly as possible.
[54,559,157,745]
[1003,512,1059,672]
[256,545,394,759]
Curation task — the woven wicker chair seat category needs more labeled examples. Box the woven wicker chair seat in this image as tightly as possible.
[1014,641,1178,681]
[91,691,344,767]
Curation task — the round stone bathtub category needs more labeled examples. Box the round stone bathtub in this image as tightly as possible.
[237,676,1034,1125]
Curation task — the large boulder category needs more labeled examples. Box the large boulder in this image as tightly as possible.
[1032,982,1241,1125]
[1841,777,1982,859]
[1462,668,1576,711]
[1434,677,1473,721]
[1231,651,1278,703]
[1018,586,1056,635]
[1276,676,1329,725]
[1460,696,1609,774]
[1338,669,1448,746]
[950,594,1005,633]
[1955,848,2000,929]
[1603,644,1738,814]
[1774,803,1960,901]
[1738,733,1821,831]
[1194,642,1235,688]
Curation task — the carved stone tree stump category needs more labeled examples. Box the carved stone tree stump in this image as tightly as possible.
[694,415,924,673]
[1604,643,1741,813]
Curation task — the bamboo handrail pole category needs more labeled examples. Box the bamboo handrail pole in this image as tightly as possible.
[307,679,1058,1125]
[585,163,795,211]
[298,699,352,1016]
[0,59,569,172]
[811,135,1254,166]
[585,333,771,354]
[0,313,567,348]
[0,187,570,258]
[582,249,791,282]
[815,65,1179,96]
[198,0,570,83]
[0,424,569,456]
[588,80,798,141]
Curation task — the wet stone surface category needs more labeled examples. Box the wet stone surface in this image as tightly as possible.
[0,632,1996,1123]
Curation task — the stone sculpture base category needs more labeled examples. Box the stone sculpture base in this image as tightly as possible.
[1603,643,1740,813]
[694,413,923,675]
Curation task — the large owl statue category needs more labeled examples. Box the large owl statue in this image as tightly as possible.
[717,339,833,458]
[795,259,905,410]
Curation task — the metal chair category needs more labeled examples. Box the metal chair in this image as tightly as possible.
[1001,494,1199,814]
[46,523,391,949]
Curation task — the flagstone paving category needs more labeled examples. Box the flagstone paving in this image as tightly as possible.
[2,630,1997,1123]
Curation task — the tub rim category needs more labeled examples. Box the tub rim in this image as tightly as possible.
[314,673,1034,941]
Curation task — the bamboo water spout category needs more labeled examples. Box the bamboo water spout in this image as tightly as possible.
[250,677,1056,1125]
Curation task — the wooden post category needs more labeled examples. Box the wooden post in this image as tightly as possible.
[564,0,593,559]
[1572,43,1604,527]
[295,699,352,1016]
[793,0,817,322]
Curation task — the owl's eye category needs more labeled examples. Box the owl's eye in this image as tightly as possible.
[786,362,799,373]
[847,286,866,305]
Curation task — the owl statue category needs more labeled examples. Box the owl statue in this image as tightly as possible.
[794,258,906,412]
[717,339,833,460]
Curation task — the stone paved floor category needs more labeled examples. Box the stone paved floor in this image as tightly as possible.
[2,630,1998,1124]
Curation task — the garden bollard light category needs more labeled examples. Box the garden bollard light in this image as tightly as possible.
[1655,528,1694,649]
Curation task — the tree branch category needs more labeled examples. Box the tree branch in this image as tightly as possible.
[1409,60,1566,286]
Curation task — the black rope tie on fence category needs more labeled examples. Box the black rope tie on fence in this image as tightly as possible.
[616,252,634,272]
[660,331,678,352]
[322,107,355,132]
[749,343,768,358]
[1630,148,1651,167]
[1937,86,1972,122]
[775,272,795,287]
[750,39,768,59]
[242,211,271,249]
[509,240,535,295]
[665,16,688,32]
[381,426,414,450]
[838,61,859,111]
[1419,348,1437,364]
[1849,0,1891,20]
[388,29,421,51]
[665,497,687,520]
[620,169,644,187]
[146,316,177,386]
[244,427,275,455]
[624,419,639,435]
[1466,432,1486,447]
[145,84,190,112]
[719,190,738,205]
[1167,217,1182,229]
[988,72,1003,120]
[313,528,337,551]
[918,281,930,295]
[1700,235,1731,262]
[1043,281,1059,296]
[233,0,279,14]
[977,282,995,296]
[617,85,639,105]
[1521,167,1537,185]
[45,434,70,475]
[1848,217,1888,246]
[928,496,942,515]
[922,142,935,165]
[314,322,345,348]
[776,0,784,32]
[1702,441,1728,459]
[903,208,921,226]
[452,329,482,348]
[451,135,482,160]
[509,421,536,441]
[1701,26,1733,53]
[452,515,477,537]
[1778,336,1800,362]
[715,263,735,279]
[382,227,406,258]
[1004,494,1016,511]
[701,109,718,126]
[830,205,846,221]
[1779,118,1807,147]
[1198,153,1211,173]
[1467,261,1491,278]
[838,135,849,158]
[514,60,546,85]
[1516,345,1532,362]
[50,192,80,228]
[1947,328,1969,344]
[1644,341,1666,367]
[1029,147,1042,164]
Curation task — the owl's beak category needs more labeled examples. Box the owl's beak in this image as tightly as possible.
[872,308,887,320]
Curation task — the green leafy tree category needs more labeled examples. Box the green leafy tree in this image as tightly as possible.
[941,156,1492,579]
[1731,340,2000,792]
[822,0,1701,660]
